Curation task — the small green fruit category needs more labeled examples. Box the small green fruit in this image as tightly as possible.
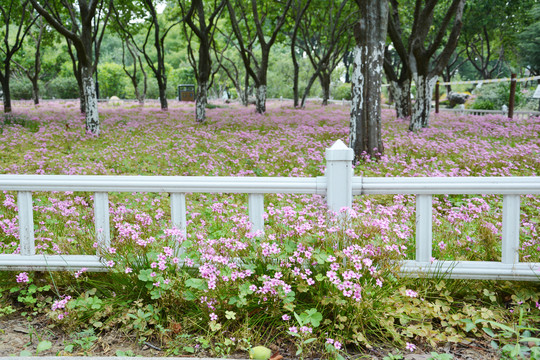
[249,346,272,360]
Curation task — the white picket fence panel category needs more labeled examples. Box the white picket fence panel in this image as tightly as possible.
[438,108,540,119]
[1,140,539,281]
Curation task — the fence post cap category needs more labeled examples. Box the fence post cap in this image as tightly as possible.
[326,140,354,161]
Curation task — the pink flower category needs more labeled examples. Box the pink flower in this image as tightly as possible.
[288,326,298,334]
[406,289,418,298]
[282,314,291,321]
[210,313,218,321]
[125,267,133,274]
[333,341,342,350]
[74,268,88,278]
[406,342,416,352]
[16,272,29,283]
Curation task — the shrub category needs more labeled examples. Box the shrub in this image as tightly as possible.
[471,82,528,110]
[333,83,351,100]
[10,78,33,100]
[97,62,128,99]
[471,99,496,110]
[47,77,80,99]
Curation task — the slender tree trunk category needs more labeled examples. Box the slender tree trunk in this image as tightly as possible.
[409,74,437,131]
[255,84,266,114]
[320,72,331,105]
[389,79,411,119]
[292,52,300,107]
[75,73,85,113]
[82,66,99,135]
[139,58,148,104]
[349,0,388,161]
[31,77,39,105]
[196,41,210,122]
[158,78,168,110]
[196,81,207,122]
[0,70,12,113]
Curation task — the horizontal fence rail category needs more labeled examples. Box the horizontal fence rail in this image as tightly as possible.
[1,140,539,281]
[438,108,540,119]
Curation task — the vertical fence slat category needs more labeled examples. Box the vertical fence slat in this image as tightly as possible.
[249,194,264,235]
[94,192,110,253]
[416,195,432,262]
[325,140,354,213]
[170,192,187,236]
[502,194,520,264]
[18,191,35,256]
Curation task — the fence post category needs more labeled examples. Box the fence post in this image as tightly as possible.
[249,194,265,235]
[508,73,517,119]
[325,140,354,213]
[94,192,111,254]
[416,195,433,262]
[18,191,35,256]
[501,195,520,264]
[435,81,439,114]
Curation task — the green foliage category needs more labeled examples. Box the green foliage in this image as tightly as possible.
[474,307,540,359]
[47,77,79,99]
[0,113,39,133]
[333,83,351,101]
[471,83,526,110]
[518,4,540,74]
[63,328,99,355]
[470,99,496,110]
[10,78,34,100]
[98,62,129,98]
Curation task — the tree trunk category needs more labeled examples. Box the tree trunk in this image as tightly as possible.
[1,72,12,113]
[196,81,207,122]
[75,74,85,113]
[389,79,411,119]
[196,39,210,122]
[349,0,388,161]
[255,84,266,114]
[301,73,317,108]
[292,54,300,107]
[82,66,99,135]
[31,77,39,105]
[158,80,168,110]
[320,72,331,105]
[409,74,437,131]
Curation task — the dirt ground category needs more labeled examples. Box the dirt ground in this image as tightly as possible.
[0,313,501,359]
[0,313,163,357]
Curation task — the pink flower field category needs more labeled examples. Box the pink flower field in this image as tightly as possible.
[1,100,539,357]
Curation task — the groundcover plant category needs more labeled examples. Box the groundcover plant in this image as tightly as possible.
[1,100,539,358]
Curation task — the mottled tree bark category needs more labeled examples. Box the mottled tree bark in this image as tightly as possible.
[0,72,12,113]
[82,65,99,134]
[255,85,267,114]
[407,0,465,130]
[409,75,437,131]
[195,81,207,122]
[389,79,411,119]
[226,0,292,114]
[319,72,331,106]
[349,0,388,161]
[30,0,110,134]
[290,0,311,108]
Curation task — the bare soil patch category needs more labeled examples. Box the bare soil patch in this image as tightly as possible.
[1,313,501,359]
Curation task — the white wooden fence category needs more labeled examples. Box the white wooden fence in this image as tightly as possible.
[1,140,539,281]
[438,108,540,119]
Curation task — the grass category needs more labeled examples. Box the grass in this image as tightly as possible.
[0,99,539,358]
